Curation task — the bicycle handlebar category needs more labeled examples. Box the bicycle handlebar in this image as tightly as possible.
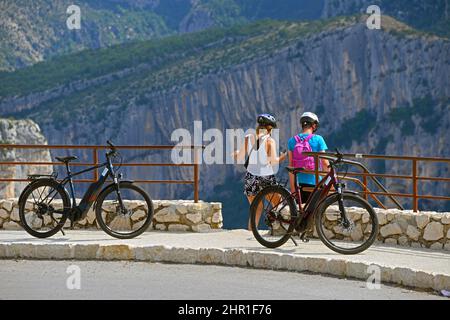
[106,140,118,158]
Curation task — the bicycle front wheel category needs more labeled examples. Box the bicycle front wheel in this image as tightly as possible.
[250,185,298,249]
[95,182,154,239]
[315,193,379,254]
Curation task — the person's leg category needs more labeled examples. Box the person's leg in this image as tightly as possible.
[250,192,278,230]
[253,175,282,230]
[298,183,317,232]
[246,195,257,231]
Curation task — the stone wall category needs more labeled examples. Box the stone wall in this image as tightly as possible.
[1,197,449,251]
[304,206,450,251]
[0,199,223,233]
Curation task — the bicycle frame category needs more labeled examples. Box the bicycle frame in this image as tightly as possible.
[290,163,341,222]
[57,155,121,219]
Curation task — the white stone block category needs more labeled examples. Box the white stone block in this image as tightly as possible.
[441,214,450,224]
[186,213,202,224]
[192,223,211,233]
[2,221,22,230]
[361,212,370,223]
[429,242,443,250]
[384,238,398,245]
[10,208,20,222]
[444,241,450,251]
[0,209,8,219]
[212,211,222,224]
[2,200,13,212]
[416,214,430,229]
[155,224,167,231]
[423,222,444,241]
[87,209,96,224]
[406,225,421,241]
[398,235,409,246]
[375,212,388,225]
[175,205,188,214]
[168,224,189,232]
[380,223,402,237]
[131,209,146,222]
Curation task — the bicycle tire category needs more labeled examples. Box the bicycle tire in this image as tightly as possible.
[95,182,154,239]
[19,179,70,238]
[250,185,298,249]
[315,193,379,255]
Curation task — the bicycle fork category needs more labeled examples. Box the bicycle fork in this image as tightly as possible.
[113,180,127,214]
[336,183,350,227]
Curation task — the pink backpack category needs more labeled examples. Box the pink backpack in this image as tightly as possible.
[292,134,315,170]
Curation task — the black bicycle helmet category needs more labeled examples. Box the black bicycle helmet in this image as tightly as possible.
[257,113,277,128]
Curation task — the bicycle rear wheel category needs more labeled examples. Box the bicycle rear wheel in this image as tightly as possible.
[95,182,154,239]
[315,193,379,254]
[250,185,298,249]
[19,179,70,238]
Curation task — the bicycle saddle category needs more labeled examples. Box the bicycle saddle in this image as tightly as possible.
[55,156,78,163]
[285,166,305,173]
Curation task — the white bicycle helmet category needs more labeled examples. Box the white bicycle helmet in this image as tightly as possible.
[300,112,319,132]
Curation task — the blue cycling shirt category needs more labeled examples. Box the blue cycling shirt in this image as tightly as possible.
[287,133,328,185]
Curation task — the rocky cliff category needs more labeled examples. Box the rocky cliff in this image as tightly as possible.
[0,16,449,227]
[1,1,448,71]
[0,119,52,199]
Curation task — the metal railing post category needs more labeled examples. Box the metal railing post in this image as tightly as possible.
[412,159,418,212]
[93,148,98,182]
[314,155,319,185]
[194,147,200,203]
[363,173,368,201]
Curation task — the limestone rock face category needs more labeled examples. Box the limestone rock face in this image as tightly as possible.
[1,17,449,213]
[0,119,52,199]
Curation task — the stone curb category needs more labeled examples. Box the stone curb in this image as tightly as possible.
[0,242,448,292]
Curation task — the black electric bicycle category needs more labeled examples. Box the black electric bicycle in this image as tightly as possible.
[18,141,154,239]
[249,150,379,254]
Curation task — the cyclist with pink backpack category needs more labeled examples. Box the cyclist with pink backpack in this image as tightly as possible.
[287,112,330,203]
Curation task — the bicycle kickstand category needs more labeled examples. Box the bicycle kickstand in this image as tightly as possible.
[290,234,298,246]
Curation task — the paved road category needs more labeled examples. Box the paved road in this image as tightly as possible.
[0,260,445,300]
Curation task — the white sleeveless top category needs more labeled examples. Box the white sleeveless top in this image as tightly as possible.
[246,134,275,177]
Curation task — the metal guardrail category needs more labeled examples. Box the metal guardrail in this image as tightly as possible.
[0,144,204,203]
[303,151,450,212]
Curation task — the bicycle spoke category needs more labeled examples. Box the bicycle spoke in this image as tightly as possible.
[96,184,153,238]
[316,194,378,254]
[264,192,276,211]
[251,186,296,249]
[19,181,69,238]
[37,184,47,203]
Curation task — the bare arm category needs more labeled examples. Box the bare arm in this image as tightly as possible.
[320,150,330,173]
[266,138,287,165]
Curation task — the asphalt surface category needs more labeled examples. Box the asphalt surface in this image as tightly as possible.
[0,260,445,300]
